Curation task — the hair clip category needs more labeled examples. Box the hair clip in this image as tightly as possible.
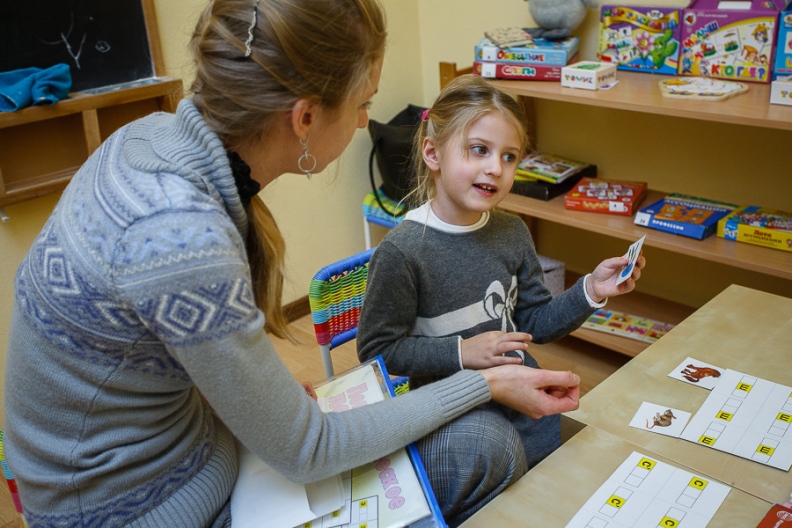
[244,0,260,58]
[421,109,430,121]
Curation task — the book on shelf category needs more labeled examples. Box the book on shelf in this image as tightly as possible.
[475,36,580,66]
[483,27,534,48]
[515,151,594,185]
[634,193,738,240]
[564,177,647,216]
[717,205,792,253]
[582,309,675,343]
[231,357,445,528]
[473,56,576,81]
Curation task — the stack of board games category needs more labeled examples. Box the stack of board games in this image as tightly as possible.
[564,177,647,216]
[717,205,792,253]
[511,152,597,201]
[634,193,738,240]
[474,34,579,81]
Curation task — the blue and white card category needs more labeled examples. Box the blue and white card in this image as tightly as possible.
[616,235,645,285]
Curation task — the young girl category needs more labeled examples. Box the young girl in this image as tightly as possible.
[357,74,645,525]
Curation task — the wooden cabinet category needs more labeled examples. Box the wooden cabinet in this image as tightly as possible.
[0,78,183,208]
[490,71,792,357]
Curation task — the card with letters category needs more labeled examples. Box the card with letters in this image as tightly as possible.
[679,369,792,471]
[616,235,645,285]
[565,451,730,528]
[668,357,724,391]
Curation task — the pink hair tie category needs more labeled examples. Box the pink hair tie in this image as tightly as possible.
[421,109,430,121]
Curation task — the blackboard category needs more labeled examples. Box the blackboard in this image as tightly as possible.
[0,0,156,93]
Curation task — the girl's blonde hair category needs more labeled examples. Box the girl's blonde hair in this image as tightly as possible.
[189,0,386,338]
[410,75,529,206]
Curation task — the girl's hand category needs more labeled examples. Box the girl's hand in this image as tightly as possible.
[461,331,532,369]
[587,253,646,302]
[480,366,581,419]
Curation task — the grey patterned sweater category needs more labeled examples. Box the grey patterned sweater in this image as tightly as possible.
[357,203,599,388]
[3,100,490,527]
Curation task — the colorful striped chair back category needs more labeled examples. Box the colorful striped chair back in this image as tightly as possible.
[309,248,376,377]
[0,429,26,525]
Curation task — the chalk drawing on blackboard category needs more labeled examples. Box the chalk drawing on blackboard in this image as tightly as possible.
[0,0,156,92]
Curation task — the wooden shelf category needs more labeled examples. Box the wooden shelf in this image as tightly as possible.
[562,273,695,357]
[0,78,183,208]
[490,71,792,131]
[500,190,792,281]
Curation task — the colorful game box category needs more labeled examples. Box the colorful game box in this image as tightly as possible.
[770,73,792,104]
[516,151,594,184]
[679,0,784,83]
[473,58,568,81]
[717,205,792,252]
[774,3,792,79]
[564,177,648,216]
[561,60,618,90]
[598,6,682,75]
[474,36,580,66]
[634,193,738,240]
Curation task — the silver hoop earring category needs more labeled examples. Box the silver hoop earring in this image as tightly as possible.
[298,138,317,180]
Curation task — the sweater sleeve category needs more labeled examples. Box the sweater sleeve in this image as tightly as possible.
[115,210,490,483]
[512,222,596,344]
[356,240,462,377]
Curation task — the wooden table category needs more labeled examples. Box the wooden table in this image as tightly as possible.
[461,427,771,527]
[461,284,790,527]
[567,284,792,504]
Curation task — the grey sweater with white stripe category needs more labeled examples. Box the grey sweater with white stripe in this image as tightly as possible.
[4,99,490,527]
[357,204,596,388]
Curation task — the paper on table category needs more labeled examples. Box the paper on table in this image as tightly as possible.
[231,442,344,528]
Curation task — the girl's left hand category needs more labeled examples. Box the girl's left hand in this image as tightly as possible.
[588,253,646,302]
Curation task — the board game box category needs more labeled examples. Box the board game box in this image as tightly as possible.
[678,0,783,83]
[516,152,594,185]
[582,309,675,343]
[510,166,596,201]
[598,5,682,75]
[473,59,569,81]
[634,193,738,240]
[474,36,580,66]
[717,205,792,253]
[564,177,647,216]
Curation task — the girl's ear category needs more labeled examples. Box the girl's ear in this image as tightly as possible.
[422,137,441,172]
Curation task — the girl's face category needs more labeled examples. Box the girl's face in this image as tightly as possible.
[424,112,522,226]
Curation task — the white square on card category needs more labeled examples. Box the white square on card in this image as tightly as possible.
[630,402,691,438]
[668,357,724,390]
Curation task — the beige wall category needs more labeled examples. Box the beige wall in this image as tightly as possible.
[1,1,790,427]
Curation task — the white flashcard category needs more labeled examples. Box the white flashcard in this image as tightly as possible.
[668,357,724,390]
[565,451,730,528]
[629,401,691,438]
[616,235,645,285]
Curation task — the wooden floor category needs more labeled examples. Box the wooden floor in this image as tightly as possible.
[0,314,630,525]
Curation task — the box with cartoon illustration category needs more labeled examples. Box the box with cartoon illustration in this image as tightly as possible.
[598,6,682,74]
[774,3,792,79]
[679,0,783,83]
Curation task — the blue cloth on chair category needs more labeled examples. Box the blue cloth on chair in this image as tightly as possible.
[0,63,72,112]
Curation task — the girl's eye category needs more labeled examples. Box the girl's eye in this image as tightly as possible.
[503,153,518,163]
[362,101,373,110]
[472,145,487,155]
